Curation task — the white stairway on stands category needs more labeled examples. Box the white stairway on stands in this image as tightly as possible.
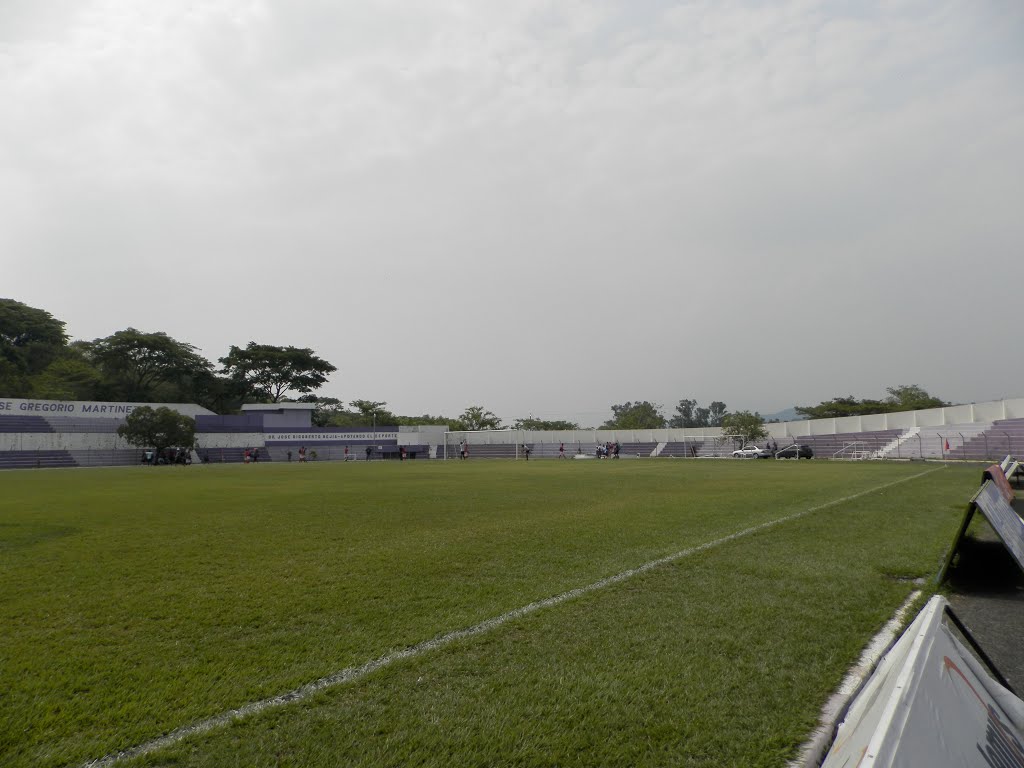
[873,427,920,459]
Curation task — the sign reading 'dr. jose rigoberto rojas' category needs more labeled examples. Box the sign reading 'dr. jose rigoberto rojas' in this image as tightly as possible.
[265,432,399,442]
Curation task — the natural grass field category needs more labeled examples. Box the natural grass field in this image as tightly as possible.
[0,459,979,767]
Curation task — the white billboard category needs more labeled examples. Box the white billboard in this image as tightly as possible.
[822,596,1024,767]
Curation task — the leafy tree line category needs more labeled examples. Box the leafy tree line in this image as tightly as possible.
[601,399,730,430]
[600,399,768,446]
[795,385,947,419]
[298,396,580,432]
[2,299,949,431]
[0,298,335,411]
[0,299,584,428]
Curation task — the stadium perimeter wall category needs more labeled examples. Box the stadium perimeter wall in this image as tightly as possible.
[444,398,1024,446]
[3,396,1024,463]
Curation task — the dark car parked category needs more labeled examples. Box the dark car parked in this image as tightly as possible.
[775,444,813,459]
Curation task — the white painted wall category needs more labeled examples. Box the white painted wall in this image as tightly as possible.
[3,397,1024,454]
[0,398,215,419]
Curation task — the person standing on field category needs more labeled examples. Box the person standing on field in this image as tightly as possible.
[558,442,566,459]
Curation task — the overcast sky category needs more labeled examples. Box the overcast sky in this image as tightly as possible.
[2,0,1022,426]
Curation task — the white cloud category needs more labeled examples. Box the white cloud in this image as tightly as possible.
[1,0,1022,421]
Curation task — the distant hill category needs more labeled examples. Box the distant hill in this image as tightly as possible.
[762,407,803,423]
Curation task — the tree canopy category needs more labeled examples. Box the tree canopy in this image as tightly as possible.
[83,329,213,402]
[720,410,768,446]
[512,417,580,431]
[348,399,397,427]
[456,406,504,431]
[0,298,68,397]
[795,385,947,419]
[220,343,336,403]
[117,406,196,457]
[30,348,104,401]
[602,401,666,429]
[669,398,728,428]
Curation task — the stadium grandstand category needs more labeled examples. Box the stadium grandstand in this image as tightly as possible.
[3,396,1024,469]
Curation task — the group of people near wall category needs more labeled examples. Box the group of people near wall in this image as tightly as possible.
[596,441,621,459]
[141,448,192,465]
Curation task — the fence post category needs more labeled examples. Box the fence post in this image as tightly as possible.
[916,433,922,459]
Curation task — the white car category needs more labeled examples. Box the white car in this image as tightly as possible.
[731,446,770,459]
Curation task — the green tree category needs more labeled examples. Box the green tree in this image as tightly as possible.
[602,401,666,429]
[796,386,947,420]
[512,417,580,430]
[84,329,213,402]
[720,410,768,446]
[30,348,103,400]
[220,343,336,403]
[394,414,460,428]
[348,399,396,427]
[295,395,348,427]
[885,385,947,411]
[0,298,69,396]
[795,396,885,419]
[183,370,247,415]
[117,406,196,458]
[669,399,696,428]
[670,398,717,428]
[456,405,504,431]
[707,401,728,427]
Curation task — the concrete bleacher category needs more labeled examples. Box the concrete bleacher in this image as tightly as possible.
[697,440,737,458]
[198,447,266,464]
[0,415,54,433]
[950,418,1024,462]
[43,416,122,434]
[69,449,142,467]
[783,429,904,459]
[884,423,993,460]
[263,445,429,462]
[660,441,707,458]
[0,450,76,469]
[615,442,658,458]
[453,443,517,459]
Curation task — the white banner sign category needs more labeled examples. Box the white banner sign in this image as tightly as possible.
[264,432,398,442]
[823,596,1024,767]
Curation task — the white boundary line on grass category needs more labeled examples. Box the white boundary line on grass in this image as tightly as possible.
[81,466,942,768]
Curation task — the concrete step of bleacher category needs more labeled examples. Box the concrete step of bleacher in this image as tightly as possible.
[660,441,706,458]
[43,417,122,433]
[951,418,1024,462]
[0,450,77,469]
[68,449,143,467]
[0,415,55,433]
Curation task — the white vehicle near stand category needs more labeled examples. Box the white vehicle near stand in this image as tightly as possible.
[731,445,770,459]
